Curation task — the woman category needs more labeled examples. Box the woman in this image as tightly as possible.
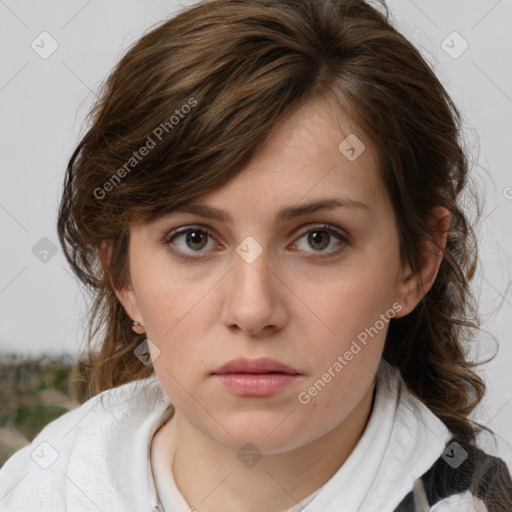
[1,0,511,510]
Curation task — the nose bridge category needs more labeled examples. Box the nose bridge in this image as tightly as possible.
[222,235,283,333]
[232,235,272,298]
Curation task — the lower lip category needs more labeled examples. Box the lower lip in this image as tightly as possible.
[213,373,299,396]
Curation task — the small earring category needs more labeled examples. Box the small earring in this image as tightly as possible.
[132,321,144,327]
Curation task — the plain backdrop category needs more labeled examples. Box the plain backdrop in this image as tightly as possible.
[1,0,511,462]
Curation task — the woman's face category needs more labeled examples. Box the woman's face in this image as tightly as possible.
[116,97,416,454]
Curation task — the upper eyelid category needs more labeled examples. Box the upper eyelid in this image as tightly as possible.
[163,224,216,242]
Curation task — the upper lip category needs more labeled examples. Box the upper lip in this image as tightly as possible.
[212,357,300,375]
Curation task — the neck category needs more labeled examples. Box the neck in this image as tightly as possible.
[162,381,376,512]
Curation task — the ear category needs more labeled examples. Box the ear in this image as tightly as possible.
[394,206,451,318]
[99,240,145,334]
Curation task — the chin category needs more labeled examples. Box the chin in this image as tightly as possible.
[209,414,313,455]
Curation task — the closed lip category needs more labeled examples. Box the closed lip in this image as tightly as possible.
[211,357,300,375]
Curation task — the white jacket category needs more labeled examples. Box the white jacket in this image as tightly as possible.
[0,360,503,511]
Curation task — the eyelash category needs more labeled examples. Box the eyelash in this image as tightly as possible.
[162,223,349,261]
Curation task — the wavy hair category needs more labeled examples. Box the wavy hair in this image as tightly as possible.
[58,0,488,442]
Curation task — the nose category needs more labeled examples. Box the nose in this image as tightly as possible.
[221,242,288,336]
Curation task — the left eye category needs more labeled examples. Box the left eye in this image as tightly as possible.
[292,225,347,254]
[164,224,347,257]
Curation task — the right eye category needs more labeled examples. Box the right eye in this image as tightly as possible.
[163,225,222,259]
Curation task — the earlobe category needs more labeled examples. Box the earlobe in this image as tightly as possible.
[394,206,451,318]
[99,240,145,333]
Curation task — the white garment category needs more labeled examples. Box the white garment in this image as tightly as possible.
[429,491,487,512]
[0,359,489,511]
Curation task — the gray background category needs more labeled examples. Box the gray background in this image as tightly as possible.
[1,0,511,460]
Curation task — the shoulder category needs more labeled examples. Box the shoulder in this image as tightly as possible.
[375,362,512,511]
[437,437,512,511]
[393,436,512,511]
[1,373,167,450]
[0,374,171,511]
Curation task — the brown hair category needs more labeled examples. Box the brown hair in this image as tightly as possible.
[58,0,487,442]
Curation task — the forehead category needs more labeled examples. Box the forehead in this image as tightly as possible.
[258,96,373,162]
[140,96,392,234]
[197,97,387,214]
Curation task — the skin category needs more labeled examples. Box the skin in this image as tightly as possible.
[109,96,450,512]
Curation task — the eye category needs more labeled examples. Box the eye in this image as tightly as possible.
[291,224,348,257]
[163,225,220,257]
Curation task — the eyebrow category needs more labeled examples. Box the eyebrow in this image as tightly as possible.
[170,197,371,225]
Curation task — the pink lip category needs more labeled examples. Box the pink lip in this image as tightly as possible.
[212,357,300,375]
[211,357,301,397]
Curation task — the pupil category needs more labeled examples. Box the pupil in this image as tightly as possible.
[187,231,206,250]
[308,231,329,250]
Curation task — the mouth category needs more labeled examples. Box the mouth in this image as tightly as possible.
[211,357,301,397]
[211,357,300,376]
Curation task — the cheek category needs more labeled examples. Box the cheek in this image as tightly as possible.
[141,281,212,414]
[293,288,389,433]
[129,260,206,384]
[132,249,216,342]
[299,254,399,393]
[313,259,398,344]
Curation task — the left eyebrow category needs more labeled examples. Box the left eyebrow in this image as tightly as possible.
[169,197,372,225]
